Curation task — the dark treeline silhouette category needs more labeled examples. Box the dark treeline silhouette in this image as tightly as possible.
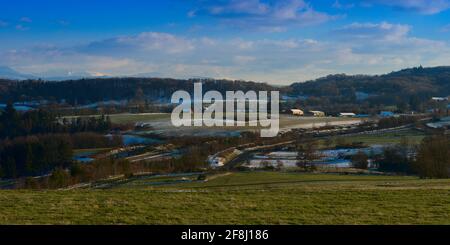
[377,147,415,174]
[289,66,450,113]
[371,135,449,177]
[0,103,112,139]
[414,135,450,178]
[1,66,449,114]
[0,134,72,178]
[377,116,418,129]
[16,157,132,189]
[0,77,278,105]
[0,103,121,179]
[0,133,123,179]
[17,144,210,189]
[71,132,122,149]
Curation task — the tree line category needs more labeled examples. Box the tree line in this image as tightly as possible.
[289,66,450,114]
[0,103,120,179]
[349,135,450,178]
[0,133,123,179]
[0,103,112,139]
[0,77,278,105]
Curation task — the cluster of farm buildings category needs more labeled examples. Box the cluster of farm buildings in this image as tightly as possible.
[289,109,394,118]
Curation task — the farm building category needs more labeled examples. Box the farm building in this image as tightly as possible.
[290,109,304,116]
[309,111,325,117]
[339,112,356,117]
[379,111,395,118]
[431,97,448,102]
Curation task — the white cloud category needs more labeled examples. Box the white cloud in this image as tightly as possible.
[78,32,195,56]
[115,32,195,54]
[366,0,450,14]
[192,0,340,31]
[336,22,411,41]
[19,17,32,23]
[234,55,256,64]
[15,24,29,31]
[209,0,270,15]
[332,0,355,9]
[2,25,450,84]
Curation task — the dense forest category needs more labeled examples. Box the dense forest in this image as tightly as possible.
[1,66,449,115]
[288,66,450,114]
[0,103,119,178]
[0,103,112,139]
[0,77,279,105]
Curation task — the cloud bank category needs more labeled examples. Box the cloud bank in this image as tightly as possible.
[2,19,450,84]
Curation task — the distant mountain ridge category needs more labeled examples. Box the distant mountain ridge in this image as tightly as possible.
[0,66,214,81]
[0,66,109,81]
[290,66,450,98]
[1,66,449,110]
[0,66,35,80]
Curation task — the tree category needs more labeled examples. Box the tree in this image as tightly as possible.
[378,146,413,174]
[0,102,20,138]
[414,135,450,178]
[352,151,368,169]
[25,143,34,175]
[296,141,319,171]
[4,157,17,178]
[48,168,70,188]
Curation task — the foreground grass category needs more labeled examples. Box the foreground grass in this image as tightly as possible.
[1,172,450,224]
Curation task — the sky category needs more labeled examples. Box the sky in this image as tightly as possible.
[1,0,450,84]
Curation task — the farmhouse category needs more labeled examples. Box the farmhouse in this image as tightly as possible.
[431,97,448,102]
[309,110,325,117]
[290,109,304,116]
[339,112,356,117]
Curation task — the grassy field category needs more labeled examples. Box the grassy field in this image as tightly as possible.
[1,172,450,224]
[73,148,112,155]
[332,129,426,145]
[63,113,360,127]
[62,113,170,124]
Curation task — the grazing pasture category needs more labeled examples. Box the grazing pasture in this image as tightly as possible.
[1,172,449,224]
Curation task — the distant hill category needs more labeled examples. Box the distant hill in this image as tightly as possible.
[0,77,278,105]
[286,66,450,114]
[290,66,450,98]
[0,66,111,81]
[0,66,449,113]
[0,66,35,80]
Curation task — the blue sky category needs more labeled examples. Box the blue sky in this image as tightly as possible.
[1,0,450,84]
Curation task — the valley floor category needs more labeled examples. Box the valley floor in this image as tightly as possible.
[1,172,450,224]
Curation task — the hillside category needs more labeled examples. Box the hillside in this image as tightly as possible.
[1,172,450,224]
[0,78,279,105]
[0,66,449,111]
[290,66,450,101]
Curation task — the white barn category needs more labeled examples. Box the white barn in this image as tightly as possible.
[339,112,356,117]
[291,109,304,116]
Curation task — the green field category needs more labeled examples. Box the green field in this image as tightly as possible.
[1,172,450,224]
[333,129,426,145]
[63,113,360,129]
[62,113,170,124]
